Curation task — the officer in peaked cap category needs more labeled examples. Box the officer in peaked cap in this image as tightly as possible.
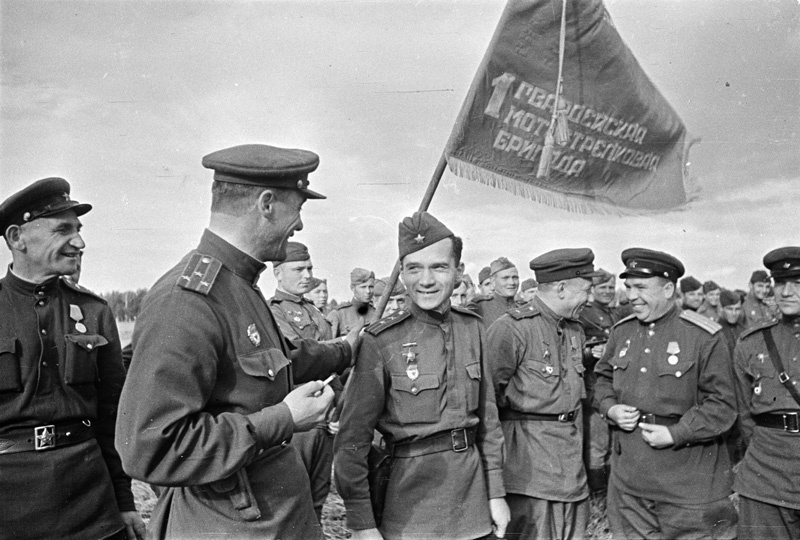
[743,268,776,330]
[594,248,737,539]
[335,211,510,540]
[487,247,600,539]
[734,246,800,540]
[117,144,360,539]
[680,275,705,312]
[467,257,519,328]
[327,267,377,338]
[0,178,145,539]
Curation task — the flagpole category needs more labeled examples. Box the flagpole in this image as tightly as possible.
[371,152,448,322]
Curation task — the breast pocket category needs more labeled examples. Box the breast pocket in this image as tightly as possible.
[238,348,291,381]
[389,373,441,424]
[0,338,22,393]
[655,356,696,380]
[64,334,107,385]
[465,362,482,412]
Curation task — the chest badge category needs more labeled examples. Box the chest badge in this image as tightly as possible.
[247,324,261,346]
[667,341,680,365]
[619,339,630,358]
[70,304,86,333]
[754,382,762,395]
[402,342,419,381]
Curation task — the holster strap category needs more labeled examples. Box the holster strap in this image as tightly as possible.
[392,427,476,458]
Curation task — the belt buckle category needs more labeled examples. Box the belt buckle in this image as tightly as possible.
[783,412,800,433]
[779,372,790,384]
[558,411,574,423]
[451,428,468,452]
[640,413,656,425]
[34,425,55,451]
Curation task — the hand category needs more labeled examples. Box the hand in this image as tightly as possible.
[326,419,340,435]
[344,321,366,352]
[489,497,511,538]
[283,381,335,432]
[639,423,674,448]
[591,344,606,359]
[608,404,640,431]
[351,528,384,540]
[120,510,146,540]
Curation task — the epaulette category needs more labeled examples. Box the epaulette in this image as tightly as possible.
[177,253,222,295]
[740,318,779,340]
[452,304,481,318]
[335,301,353,310]
[680,309,722,334]
[613,314,637,328]
[508,304,541,320]
[60,276,106,303]
[365,309,411,336]
[469,294,492,304]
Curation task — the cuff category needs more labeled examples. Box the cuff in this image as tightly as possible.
[344,497,377,530]
[668,421,692,448]
[598,397,617,419]
[485,468,506,499]
[246,402,295,451]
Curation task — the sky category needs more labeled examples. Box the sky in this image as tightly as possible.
[1,0,798,302]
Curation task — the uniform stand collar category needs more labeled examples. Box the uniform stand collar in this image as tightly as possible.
[199,229,266,285]
[4,266,61,297]
[408,300,451,325]
[273,288,304,303]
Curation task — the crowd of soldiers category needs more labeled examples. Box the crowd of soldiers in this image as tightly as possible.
[0,143,798,540]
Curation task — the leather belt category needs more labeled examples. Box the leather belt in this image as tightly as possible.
[0,420,95,454]
[638,413,681,426]
[392,427,476,458]
[753,412,800,433]
[499,408,578,423]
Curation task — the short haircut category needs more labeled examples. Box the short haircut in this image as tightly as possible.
[211,182,295,216]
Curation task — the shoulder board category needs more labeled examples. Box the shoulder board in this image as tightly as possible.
[680,309,722,334]
[740,318,779,340]
[508,304,541,320]
[365,309,411,336]
[470,294,492,304]
[336,301,353,310]
[176,253,222,295]
[452,304,481,318]
[612,314,637,328]
[60,277,106,303]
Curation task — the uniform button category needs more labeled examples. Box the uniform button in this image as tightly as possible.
[640,367,647,373]
[87,343,93,350]
[281,440,289,447]
[268,369,274,377]
[42,361,48,366]
[411,387,418,394]
[37,291,44,296]
[675,371,682,377]
[644,348,651,354]
[40,329,47,335]
[38,300,45,306]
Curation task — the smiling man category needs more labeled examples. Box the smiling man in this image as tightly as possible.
[335,211,509,540]
[328,267,377,337]
[733,247,800,540]
[594,248,738,540]
[0,178,144,540]
[116,144,359,539]
[743,270,776,330]
[468,257,519,327]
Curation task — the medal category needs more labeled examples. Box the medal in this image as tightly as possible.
[668,355,678,365]
[666,342,680,365]
[619,339,630,358]
[70,304,85,333]
[406,364,419,380]
[754,382,762,395]
[544,365,554,375]
[75,322,87,333]
[247,324,261,346]
[402,342,419,381]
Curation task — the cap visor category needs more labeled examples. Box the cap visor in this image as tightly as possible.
[301,188,326,200]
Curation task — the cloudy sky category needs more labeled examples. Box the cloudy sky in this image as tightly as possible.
[1,0,798,301]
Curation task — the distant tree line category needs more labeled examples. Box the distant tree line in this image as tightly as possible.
[101,289,149,321]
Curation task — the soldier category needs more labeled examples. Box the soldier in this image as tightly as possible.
[578,268,623,493]
[594,248,738,540]
[0,178,145,540]
[328,268,377,337]
[733,247,800,540]
[718,289,746,354]
[450,278,469,307]
[697,280,722,320]
[373,276,407,317]
[519,277,538,304]
[305,277,330,315]
[487,248,600,539]
[467,257,519,327]
[116,144,360,539]
[680,275,704,312]
[743,269,775,329]
[268,241,339,521]
[478,266,494,296]
[334,211,510,540]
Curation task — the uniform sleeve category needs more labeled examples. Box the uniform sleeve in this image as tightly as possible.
[327,310,342,337]
[287,337,352,384]
[593,330,620,418]
[486,316,523,406]
[115,290,294,486]
[733,339,756,444]
[668,333,737,447]
[333,333,386,531]
[95,304,136,512]
[475,323,506,499]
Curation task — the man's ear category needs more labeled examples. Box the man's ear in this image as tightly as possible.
[5,224,24,251]
[663,281,676,299]
[257,189,278,218]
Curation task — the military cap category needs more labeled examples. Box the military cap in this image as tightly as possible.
[680,276,703,293]
[398,211,454,260]
[350,267,375,285]
[273,241,310,267]
[592,268,614,285]
[719,289,741,307]
[478,266,492,284]
[750,270,769,283]
[703,280,720,293]
[0,177,92,238]
[490,257,516,276]
[520,278,539,291]
[202,144,325,199]
[529,248,602,284]
[764,246,800,281]
[619,248,685,282]
[374,276,406,297]
[307,277,326,290]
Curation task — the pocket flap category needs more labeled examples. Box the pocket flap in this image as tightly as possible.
[656,357,696,378]
[391,373,440,394]
[238,348,290,380]
[608,354,630,370]
[65,334,108,351]
[465,363,482,381]
[0,337,17,355]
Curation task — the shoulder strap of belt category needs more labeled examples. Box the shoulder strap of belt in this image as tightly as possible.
[762,326,800,407]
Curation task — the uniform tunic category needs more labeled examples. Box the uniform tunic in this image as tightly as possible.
[487,296,588,502]
[593,305,737,504]
[116,230,352,539]
[327,299,375,338]
[334,303,505,540]
[743,292,775,330]
[467,293,516,328]
[268,289,332,342]
[0,270,133,540]
[733,317,800,510]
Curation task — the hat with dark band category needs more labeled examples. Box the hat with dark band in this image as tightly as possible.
[529,248,602,284]
[680,276,703,294]
[202,144,325,199]
[0,177,92,238]
[398,211,454,260]
[763,247,800,281]
[619,248,685,283]
[273,241,310,267]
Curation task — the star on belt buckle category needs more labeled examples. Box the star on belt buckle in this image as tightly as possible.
[34,425,55,450]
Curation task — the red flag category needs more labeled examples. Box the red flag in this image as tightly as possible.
[446,0,697,213]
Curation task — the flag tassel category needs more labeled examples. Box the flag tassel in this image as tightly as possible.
[537,130,555,178]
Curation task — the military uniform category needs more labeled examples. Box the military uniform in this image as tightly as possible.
[743,291,775,330]
[269,289,332,342]
[327,300,375,338]
[466,292,516,328]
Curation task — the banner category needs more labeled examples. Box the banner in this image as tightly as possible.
[445,0,697,213]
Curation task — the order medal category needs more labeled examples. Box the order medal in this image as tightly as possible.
[667,341,680,365]
[402,342,419,381]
